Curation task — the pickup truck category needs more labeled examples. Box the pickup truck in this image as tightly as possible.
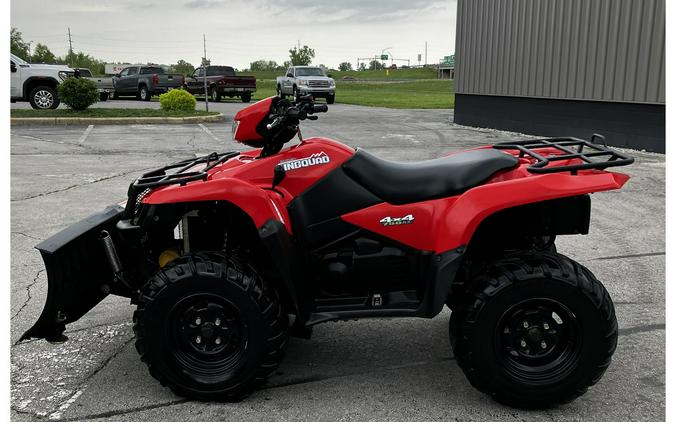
[184,66,256,103]
[10,53,75,109]
[75,68,114,101]
[276,66,335,104]
[111,65,184,101]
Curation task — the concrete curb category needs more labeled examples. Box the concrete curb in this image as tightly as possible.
[10,113,225,125]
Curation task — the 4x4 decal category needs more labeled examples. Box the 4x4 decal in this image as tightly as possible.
[380,214,414,226]
[279,152,330,171]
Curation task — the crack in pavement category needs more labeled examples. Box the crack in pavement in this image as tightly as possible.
[11,268,44,323]
[618,323,665,336]
[12,231,43,241]
[594,251,665,261]
[11,168,153,202]
[59,399,191,422]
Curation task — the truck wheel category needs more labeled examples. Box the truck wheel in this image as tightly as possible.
[292,86,299,102]
[99,92,109,102]
[139,85,151,101]
[449,252,617,408]
[29,85,59,109]
[109,91,117,100]
[327,93,335,104]
[241,93,251,103]
[277,85,284,98]
[210,87,221,102]
[134,253,289,400]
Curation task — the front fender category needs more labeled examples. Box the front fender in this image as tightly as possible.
[142,177,289,230]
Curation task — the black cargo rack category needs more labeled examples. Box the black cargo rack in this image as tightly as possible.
[124,151,240,218]
[493,134,634,175]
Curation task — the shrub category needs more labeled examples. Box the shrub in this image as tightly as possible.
[58,77,99,110]
[159,89,196,111]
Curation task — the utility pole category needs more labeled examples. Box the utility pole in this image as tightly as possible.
[203,34,209,112]
[425,41,428,66]
[68,28,73,66]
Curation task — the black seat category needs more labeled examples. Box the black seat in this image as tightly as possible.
[342,148,519,205]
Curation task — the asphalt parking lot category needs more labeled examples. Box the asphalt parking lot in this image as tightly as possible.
[10,103,665,421]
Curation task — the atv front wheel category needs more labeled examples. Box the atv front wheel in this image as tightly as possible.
[134,253,288,400]
[449,252,617,408]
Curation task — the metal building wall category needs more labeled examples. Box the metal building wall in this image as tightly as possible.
[455,0,665,104]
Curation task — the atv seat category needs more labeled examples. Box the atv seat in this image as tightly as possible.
[342,148,519,205]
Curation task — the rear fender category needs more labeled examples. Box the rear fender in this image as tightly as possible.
[435,171,629,252]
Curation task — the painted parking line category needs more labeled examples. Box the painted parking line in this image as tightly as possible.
[77,125,94,145]
[198,123,220,143]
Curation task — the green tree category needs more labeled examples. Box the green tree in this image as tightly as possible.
[65,51,105,75]
[171,59,194,75]
[289,45,315,66]
[357,62,367,71]
[368,60,383,70]
[249,59,279,71]
[338,62,353,71]
[31,43,56,64]
[11,27,30,60]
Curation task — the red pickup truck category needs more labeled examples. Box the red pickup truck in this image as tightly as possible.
[184,66,256,103]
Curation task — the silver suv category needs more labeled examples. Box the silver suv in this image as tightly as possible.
[10,53,75,109]
[277,66,336,104]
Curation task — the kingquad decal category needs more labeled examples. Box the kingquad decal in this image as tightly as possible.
[380,214,415,226]
[279,152,330,171]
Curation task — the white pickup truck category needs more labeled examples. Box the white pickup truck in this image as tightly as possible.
[276,66,335,104]
[10,53,75,109]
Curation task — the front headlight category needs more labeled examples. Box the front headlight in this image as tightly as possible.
[329,79,335,87]
[58,71,70,81]
[298,79,308,86]
[231,120,241,141]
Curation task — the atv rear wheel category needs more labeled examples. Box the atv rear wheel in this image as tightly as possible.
[449,252,617,408]
[134,253,288,400]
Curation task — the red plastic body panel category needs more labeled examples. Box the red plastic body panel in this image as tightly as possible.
[144,97,632,254]
[143,137,355,232]
[232,97,273,145]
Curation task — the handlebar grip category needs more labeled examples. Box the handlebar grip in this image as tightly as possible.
[313,104,328,113]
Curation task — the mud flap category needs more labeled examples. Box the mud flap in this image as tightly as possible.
[20,205,126,342]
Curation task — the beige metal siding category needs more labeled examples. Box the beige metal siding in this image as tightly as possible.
[455,0,665,104]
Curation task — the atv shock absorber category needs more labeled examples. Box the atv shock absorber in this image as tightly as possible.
[99,230,134,292]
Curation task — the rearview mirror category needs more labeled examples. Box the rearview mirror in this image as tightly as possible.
[286,73,293,77]
[10,62,16,73]
[114,73,120,78]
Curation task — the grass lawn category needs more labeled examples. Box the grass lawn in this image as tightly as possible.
[251,79,454,109]
[242,67,440,81]
[11,109,220,118]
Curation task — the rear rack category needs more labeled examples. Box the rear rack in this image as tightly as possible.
[493,134,634,174]
[124,151,240,218]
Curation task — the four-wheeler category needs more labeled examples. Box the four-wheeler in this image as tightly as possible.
[22,95,633,408]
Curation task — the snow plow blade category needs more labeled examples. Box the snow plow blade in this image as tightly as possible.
[20,205,125,342]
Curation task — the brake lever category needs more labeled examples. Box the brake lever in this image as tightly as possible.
[307,115,318,120]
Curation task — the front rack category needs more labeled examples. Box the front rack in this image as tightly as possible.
[493,134,634,174]
[124,151,240,218]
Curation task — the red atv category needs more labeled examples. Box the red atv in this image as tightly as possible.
[23,96,633,408]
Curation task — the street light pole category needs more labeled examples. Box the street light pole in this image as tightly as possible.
[203,34,209,112]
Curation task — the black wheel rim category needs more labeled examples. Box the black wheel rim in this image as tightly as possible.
[168,293,247,380]
[496,298,582,383]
